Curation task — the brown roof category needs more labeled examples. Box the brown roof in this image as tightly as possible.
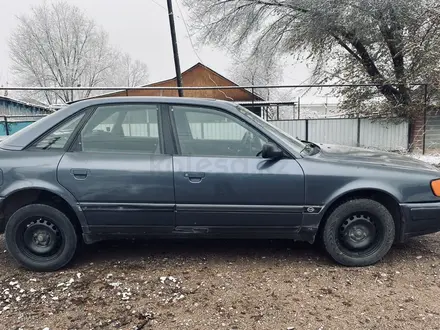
[90,62,264,102]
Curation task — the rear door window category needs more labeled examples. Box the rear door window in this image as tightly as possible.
[77,104,161,154]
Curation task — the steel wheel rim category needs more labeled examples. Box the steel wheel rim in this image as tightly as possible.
[337,213,383,254]
[17,217,63,259]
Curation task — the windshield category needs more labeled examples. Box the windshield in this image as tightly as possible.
[235,104,306,152]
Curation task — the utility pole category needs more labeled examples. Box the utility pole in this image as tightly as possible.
[167,0,184,97]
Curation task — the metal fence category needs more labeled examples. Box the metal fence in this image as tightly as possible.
[0,114,409,151]
[271,118,409,150]
[0,83,434,153]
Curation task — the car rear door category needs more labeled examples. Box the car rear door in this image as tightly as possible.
[170,104,305,237]
[57,103,175,235]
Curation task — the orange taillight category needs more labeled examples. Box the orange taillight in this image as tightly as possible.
[431,179,440,197]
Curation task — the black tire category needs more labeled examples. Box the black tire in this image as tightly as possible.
[5,204,77,272]
[322,199,395,267]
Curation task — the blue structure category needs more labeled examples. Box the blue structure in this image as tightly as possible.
[0,96,52,135]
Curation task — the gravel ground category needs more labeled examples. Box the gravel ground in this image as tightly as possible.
[1,234,440,330]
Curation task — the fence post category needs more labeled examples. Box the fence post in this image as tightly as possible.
[305,119,309,141]
[297,97,301,120]
[357,117,361,147]
[422,84,428,155]
[4,116,9,136]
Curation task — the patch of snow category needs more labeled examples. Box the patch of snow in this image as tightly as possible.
[411,154,440,165]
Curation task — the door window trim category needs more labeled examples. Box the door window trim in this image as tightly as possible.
[67,102,169,155]
[165,103,292,159]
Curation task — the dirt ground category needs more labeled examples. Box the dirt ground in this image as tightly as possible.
[1,234,440,330]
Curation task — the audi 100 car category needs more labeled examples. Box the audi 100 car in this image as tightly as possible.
[0,97,439,271]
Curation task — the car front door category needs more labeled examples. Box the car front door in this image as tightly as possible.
[57,103,175,235]
[170,104,305,237]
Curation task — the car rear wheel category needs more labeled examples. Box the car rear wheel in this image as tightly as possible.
[322,199,395,267]
[5,204,77,272]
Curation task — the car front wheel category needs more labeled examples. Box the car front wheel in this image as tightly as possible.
[322,199,395,267]
[5,204,77,272]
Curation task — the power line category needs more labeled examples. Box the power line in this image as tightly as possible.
[149,0,182,19]
[175,0,203,64]
[149,0,167,11]
[149,0,199,65]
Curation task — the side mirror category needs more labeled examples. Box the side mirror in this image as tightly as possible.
[261,143,284,159]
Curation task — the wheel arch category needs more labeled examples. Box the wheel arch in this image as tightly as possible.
[317,187,403,242]
[0,183,87,234]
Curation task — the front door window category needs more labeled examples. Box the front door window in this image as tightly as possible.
[172,105,268,157]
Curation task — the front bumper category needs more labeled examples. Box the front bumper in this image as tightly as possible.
[0,197,4,234]
[400,202,440,240]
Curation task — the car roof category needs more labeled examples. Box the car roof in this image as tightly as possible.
[72,96,229,107]
[0,97,238,150]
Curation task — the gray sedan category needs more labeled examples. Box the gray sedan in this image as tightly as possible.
[0,97,439,271]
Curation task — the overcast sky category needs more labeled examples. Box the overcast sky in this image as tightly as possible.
[0,0,312,91]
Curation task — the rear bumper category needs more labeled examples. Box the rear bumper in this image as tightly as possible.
[400,202,440,240]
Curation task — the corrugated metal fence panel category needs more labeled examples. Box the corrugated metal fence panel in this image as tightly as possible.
[202,123,246,140]
[96,123,159,137]
[270,120,307,140]
[359,119,408,150]
[308,119,358,146]
[189,123,246,140]
[96,123,246,140]
[0,117,410,151]
[189,123,203,139]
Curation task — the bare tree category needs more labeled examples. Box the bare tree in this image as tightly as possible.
[184,0,440,118]
[105,53,149,87]
[230,51,295,119]
[10,1,118,104]
[230,52,282,100]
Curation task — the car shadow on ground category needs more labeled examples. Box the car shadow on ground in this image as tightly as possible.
[1,234,439,271]
[68,235,440,269]
[72,238,331,267]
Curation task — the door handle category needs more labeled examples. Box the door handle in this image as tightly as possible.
[184,172,205,183]
[71,168,89,180]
